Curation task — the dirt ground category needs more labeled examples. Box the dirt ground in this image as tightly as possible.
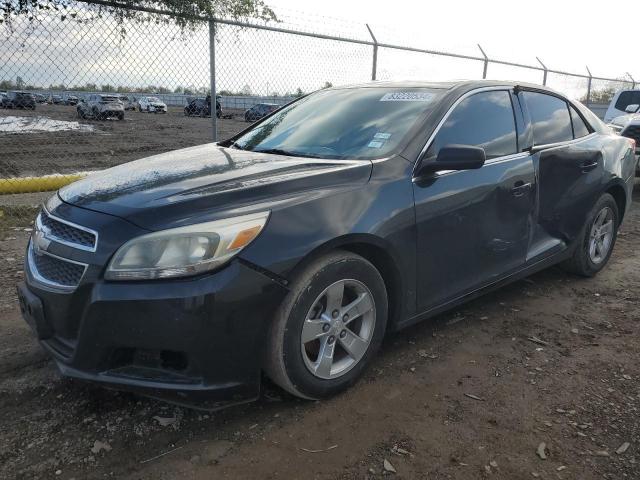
[0,104,248,177]
[0,187,639,480]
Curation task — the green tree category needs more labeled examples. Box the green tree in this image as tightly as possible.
[580,86,616,104]
[1,0,277,28]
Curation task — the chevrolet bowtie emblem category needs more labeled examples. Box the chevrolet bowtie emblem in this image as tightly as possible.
[33,230,51,255]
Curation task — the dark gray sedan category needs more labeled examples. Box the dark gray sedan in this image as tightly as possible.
[18,81,636,407]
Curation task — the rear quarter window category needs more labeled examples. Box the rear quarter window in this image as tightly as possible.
[569,105,591,138]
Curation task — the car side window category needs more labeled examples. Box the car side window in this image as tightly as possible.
[522,91,573,145]
[569,105,590,139]
[427,90,518,160]
[615,91,640,112]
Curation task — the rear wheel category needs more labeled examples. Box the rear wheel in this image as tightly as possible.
[265,251,387,399]
[561,193,619,277]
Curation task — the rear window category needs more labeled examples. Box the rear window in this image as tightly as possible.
[101,96,119,102]
[522,92,573,145]
[615,91,640,112]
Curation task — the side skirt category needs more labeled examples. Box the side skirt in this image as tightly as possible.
[394,247,573,332]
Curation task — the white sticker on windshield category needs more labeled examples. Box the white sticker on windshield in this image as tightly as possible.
[380,92,435,102]
[374,132,392,140]
[367,140,384,148]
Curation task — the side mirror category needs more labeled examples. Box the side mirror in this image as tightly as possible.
[624,104,639,114]
[417,145,486,175]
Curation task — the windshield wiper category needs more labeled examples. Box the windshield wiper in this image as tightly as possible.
[228,141,244,150]
[252,148,303,157]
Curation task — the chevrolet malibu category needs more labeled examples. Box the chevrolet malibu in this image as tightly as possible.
[18,81,636,407]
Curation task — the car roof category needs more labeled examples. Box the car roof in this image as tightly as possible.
[331,79,563,96]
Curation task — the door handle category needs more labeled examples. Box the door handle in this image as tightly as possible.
[581,161,598,172]
[511,181,532,197]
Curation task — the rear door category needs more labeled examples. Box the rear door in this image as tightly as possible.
[519,90,603,260]
[413,88,536,311]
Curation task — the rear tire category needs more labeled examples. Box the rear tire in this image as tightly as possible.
[561,193,619,277]
[265,251,388,400]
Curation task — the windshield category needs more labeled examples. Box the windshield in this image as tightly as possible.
[231,87,443,159]
[148,97,161,102]
[101,95,119,102]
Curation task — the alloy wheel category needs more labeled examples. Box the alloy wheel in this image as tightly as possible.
[300,279,375,380]
[588,206,614,264]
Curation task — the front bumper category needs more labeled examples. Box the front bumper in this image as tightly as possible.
[149,105,167,113]
[18,201,288,408]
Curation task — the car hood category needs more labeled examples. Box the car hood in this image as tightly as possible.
[59,144,372,230]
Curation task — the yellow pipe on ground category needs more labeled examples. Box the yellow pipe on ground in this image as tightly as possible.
[0,174,87,195]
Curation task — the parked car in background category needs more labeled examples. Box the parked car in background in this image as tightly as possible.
[137,96,167,113]
[184,96,222,118]
[0,92,6,105]
[34,94,47,104]
[608,104,640,174]
[1,91,36,109]
[65,95,79,106]
[184,97,210,117]
[119,95,137,111]
[245,102,279,122]
[17,81,636,407]
[77,94,124,120]
[51,95,64,105]
[604,89,640,123]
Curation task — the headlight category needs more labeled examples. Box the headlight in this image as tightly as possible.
[105,211,269,280]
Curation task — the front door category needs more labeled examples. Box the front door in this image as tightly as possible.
[412,89,535,311]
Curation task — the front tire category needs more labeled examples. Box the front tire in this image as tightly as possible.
[561,193,619,277]
[265,251,388,400]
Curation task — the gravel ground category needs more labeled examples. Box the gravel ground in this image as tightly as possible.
[0,186,639,480]
[0,104,249,177]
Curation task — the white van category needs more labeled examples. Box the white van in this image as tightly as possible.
[604,89,640,123]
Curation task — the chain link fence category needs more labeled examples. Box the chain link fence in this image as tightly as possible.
[0,0,636,194]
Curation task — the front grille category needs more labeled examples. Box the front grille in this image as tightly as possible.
[621,125,640,149]
[29,246,86,288]
[38,210,96,250]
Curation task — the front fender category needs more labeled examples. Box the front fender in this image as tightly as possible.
[240,155,417,321]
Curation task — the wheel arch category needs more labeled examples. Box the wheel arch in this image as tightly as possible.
[286,234,406,331]
[604,180,627,223]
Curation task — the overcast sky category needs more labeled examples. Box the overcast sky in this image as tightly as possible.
[1,0,636,99]
[269,0,637,81]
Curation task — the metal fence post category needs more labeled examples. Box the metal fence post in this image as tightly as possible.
[536,57,547,86]
[366,24,378,81]
[477,44,488,79]
[627,72,636,89]
[585,66,592,107]
[209,19,217,142]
